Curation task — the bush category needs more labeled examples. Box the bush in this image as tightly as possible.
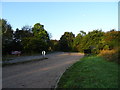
[98,47,120,64]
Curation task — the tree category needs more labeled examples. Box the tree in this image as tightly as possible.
[80,30,86,36]
[1,19,13,55]
[32,23,50,41]
[50,40,60,51]
[80,30,105,53]
[21,25,32,31]
[14,28,33,41]
[32,23,44,37]
[1,19,13,42]
[10,27,33,53]
[59,32,75,51]
[104,30,120,50]
[32,23,50,51]
[22,37,48,53]
[73,33,83,52]
[73,30,105,53]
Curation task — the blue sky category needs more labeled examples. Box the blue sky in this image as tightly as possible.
[2,2,118,40]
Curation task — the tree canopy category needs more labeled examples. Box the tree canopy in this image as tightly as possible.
[59,32,75,51]
[1,19,119,56]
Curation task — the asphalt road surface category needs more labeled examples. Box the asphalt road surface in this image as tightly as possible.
[2,52,84,88]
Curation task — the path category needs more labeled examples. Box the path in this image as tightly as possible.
[3,52,62,64]
[2,52,84,88]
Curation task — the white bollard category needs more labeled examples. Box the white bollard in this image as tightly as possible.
[42,51,46,58]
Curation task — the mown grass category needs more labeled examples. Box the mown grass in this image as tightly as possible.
[57,56,119,88]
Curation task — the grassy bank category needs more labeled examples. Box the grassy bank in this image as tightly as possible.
[57,56,119,88]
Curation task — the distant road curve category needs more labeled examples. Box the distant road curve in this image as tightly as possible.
[3,52,84,88]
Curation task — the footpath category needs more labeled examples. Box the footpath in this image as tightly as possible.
[2,52,62,64]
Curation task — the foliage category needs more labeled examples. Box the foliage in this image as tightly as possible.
[59,32,75,51]
[32,23,50,52]
[57,56,119,88]
[20,23,50,53]
[50,40,60,51]
[74,30,105,54]
[1,19,13,54]
[73,33,83,52]
[98,30,120,64]
[104,30,120,49]
[10,27,33,53]
[14,28,33,41]
[98,47,120,64]
[22,37,48,53]
[1,19,13,40]
[2,19,51,55]
[21,25,32,31]
[2,18,119,58]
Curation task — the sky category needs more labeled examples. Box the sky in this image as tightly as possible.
[1,2,118,40]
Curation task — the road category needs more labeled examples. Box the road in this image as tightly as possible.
[2,52,84,88]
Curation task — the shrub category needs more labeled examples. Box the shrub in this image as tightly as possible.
[98,48,120,64]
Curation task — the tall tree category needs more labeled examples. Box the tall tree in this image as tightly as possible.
[1,19,13,54]
[1,19,13,43]
[31,23,50,52]
[60,32,75,51]
[32,23,50,41]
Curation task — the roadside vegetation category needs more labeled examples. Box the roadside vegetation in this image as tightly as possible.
[57,56,119,88]
[1,19,120,57]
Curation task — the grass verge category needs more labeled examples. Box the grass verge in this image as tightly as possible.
[56,56,119,88]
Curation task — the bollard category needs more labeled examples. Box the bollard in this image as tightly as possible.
[42,51,46,58]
